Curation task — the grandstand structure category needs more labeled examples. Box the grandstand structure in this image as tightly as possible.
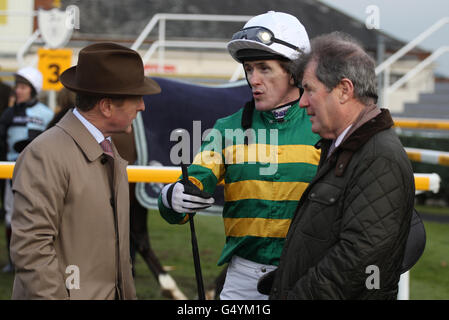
[0,0,444,113]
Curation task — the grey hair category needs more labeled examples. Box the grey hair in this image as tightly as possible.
[295,32,378,105]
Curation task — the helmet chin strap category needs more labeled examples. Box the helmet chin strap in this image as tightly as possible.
[243,68,251,89]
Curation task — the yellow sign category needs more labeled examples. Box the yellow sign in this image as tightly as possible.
[38,48,72,91]
[0,0,7,25]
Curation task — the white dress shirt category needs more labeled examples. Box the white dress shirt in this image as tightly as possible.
[327,124,353,158]
[72,108,111,143]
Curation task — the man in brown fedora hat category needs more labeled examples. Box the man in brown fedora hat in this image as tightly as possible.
[10,42,161,300]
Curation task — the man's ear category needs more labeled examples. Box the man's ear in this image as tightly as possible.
[289,74,296,87]
[98,98,112,117]
[337,78,354,104]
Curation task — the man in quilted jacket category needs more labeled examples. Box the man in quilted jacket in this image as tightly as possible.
[268,32,415,299]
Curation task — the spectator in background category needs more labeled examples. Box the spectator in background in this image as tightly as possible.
[0,78,12,116]
[0,67,53,273]
[0,80,13,196]
[0,77,12,263]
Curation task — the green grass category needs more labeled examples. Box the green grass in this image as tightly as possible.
[415,204,449,216]
[1,207,449,300]
[410,220,449,299]
[0,256,13,300]
[134,211,226,299]
[0,211,227,300]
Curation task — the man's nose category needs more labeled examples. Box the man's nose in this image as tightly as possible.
[299,92,308,108]
[248,70,262,86]
[137,97,145,111]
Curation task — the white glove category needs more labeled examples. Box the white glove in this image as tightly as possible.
[161,181,215,213]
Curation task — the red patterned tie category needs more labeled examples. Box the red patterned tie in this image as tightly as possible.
[100,139,114,158]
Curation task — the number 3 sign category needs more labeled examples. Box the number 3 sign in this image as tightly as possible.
[38,48,73,91]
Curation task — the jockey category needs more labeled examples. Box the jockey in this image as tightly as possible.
[158,11,321,299]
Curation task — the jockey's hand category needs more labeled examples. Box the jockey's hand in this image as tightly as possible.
[161,180,214,213]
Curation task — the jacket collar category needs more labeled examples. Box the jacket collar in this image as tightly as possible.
[315,108,394,176]
[14,98,38,110]
[56,109,105,162]
[56,109,128,200]
[339,108,394,151]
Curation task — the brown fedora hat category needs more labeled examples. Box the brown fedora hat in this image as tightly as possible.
[60,42,161,96]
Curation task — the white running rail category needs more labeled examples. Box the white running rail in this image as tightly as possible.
[387,46,449,95]
[376,17,449,106]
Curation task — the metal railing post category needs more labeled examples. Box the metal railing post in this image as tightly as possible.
[131,13,162,51]
[375,17,449,106]
[376,34,385,106]
[158,18,166,73]
[375,17,449,75]
[387,46,449,95]
[383,66,390,107]
[398,271,410,300]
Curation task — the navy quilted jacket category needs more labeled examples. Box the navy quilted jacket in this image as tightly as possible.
[270,108,415,300]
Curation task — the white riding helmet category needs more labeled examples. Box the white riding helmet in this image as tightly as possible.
[227,11,310,63]
[15,66,43,94]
